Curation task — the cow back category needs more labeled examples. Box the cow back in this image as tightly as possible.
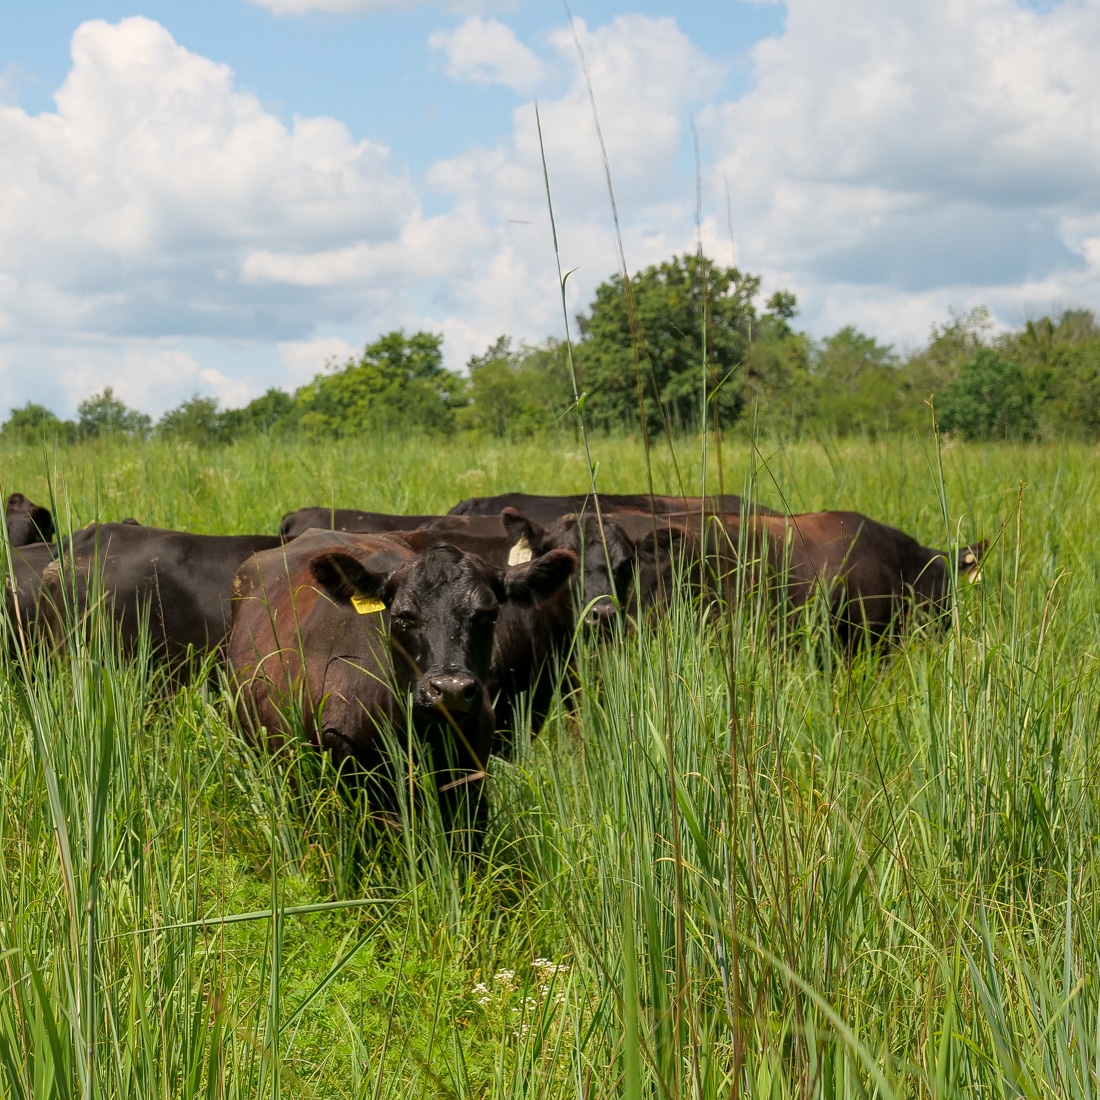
[279,507,442,540]
[41,523,281,667]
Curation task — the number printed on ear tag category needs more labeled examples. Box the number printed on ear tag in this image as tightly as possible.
[351,595,386,615]
[508,537,533,566]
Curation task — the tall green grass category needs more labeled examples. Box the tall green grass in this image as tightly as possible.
[2,431,1099,1096]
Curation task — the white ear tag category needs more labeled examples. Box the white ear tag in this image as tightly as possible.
[508,537,533,566]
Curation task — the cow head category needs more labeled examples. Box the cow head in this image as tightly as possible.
[632,524,701,612]
[309,541,576,716]
[957,539,987,584]
[5,493,54,547]
[911,537,989,613]
[502,508,636,632]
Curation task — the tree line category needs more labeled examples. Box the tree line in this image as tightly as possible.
[5,253,1098,445]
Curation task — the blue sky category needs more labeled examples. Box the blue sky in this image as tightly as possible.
[1,0,1098,417]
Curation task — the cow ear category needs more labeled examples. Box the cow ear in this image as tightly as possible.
[636,525,690,558]
[31,506,54,542]
[501,549,576,606]
[501,507,548,560]
[310,551,393,605]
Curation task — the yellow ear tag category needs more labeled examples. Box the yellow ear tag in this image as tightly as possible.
[351,595,386,615]
[508,537,533,566]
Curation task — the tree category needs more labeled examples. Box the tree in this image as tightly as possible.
[740,296,816,433]
[220,388,298,439]
[1,402,77,443]
[1010,310,1100,436]
[937,348,1036,440]
[901,306,993,402]
[574,253,765,435]
[459,337,573,437]
[295,331,466,436]
[78,388,152,440]
[813,327,905,435]
[157,396,224,445]
[1041,341,1100,435]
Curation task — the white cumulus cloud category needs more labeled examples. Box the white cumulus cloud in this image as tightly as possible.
[0,343,217,419]
[420,15,727,363]
[701,0,1100,342]
[0,16,417,347]
[9,3,1097,422]
[249,0,521,14]
[430,17,547,92]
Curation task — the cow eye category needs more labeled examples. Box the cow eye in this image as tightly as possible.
[472,608,498,625]
[392,609,419,628]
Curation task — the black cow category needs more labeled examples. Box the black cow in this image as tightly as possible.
[279,507,442,540]
[40,523,282,670]
[5,493,54,546]
[227,530,575,818]
[414,510,703,739]
[433,510,702,619]
[395,514,582,740]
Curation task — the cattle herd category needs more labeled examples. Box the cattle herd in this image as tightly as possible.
[2,487,984,822]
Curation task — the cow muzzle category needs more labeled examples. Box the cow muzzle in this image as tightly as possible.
[418,673,482,714]
[583,596,618,632]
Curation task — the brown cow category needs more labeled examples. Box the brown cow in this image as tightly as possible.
[707,511,984,647]
[227,530,575,817]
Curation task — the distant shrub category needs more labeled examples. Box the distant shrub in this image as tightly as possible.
[458,336,573,437]
[78,388,152,441]
[938,348,1036,440]
[0,402,77,444]
[157,396,225,445]
[295,331,466,437]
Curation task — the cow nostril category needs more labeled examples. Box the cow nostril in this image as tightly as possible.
[425,674,480,712]
[587,600,615,620]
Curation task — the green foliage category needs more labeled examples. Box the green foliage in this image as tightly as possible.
[938,347,1036,439]
[295,330,466,437]
[813,326,905,435]
[0,401,77,443]
[156,394,225,444]
[5,261,1100,447]
[78,387,152,440]
[742,313,816,434]
[459,336,573,437]
[902,305,993,400]
[1011,310,1100,436]
[575,253,763,434]
[220,387,298,438]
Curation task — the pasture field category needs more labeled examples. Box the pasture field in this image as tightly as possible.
[1,429,1099,1099]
